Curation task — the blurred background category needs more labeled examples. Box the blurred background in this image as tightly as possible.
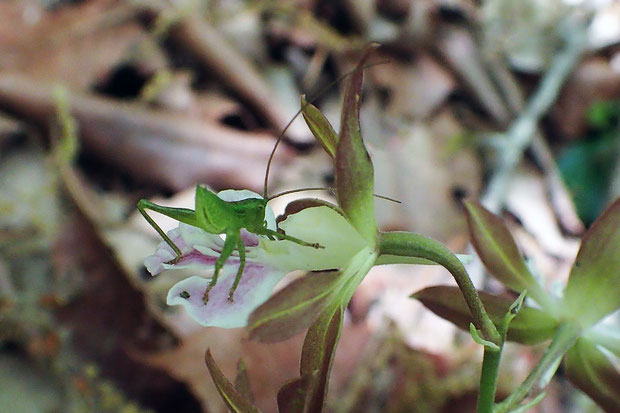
[0,0,618,412]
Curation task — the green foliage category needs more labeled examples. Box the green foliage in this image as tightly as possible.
[565,338,620,413]
[422,198,620,412]
[562,197,620,328]
[295,305,344,412]
[463,200,555,312]
[248,271,344,342]
[558,100,620,225]
[413,286,559,345]
[204,350,261,413]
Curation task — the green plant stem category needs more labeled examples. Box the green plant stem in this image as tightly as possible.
[478,346,503,413]
[378,231,501,345]
[494,322,581,413]
[477,293,526,413]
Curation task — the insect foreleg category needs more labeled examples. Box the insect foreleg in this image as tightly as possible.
[227,235,246,302]
[203,229,239,303]
[258,228,323,249]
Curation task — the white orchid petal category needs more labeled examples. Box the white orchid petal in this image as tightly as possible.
[178,222,224,250]
[256,206,367,271]
[166,262,287,328]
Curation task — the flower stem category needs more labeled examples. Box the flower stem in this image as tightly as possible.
[378,231,501,345]
[478,345,503,413]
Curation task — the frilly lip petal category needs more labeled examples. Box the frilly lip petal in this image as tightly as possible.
[144,223,223,276]
[166,263,287,328]
[144,244,175,275]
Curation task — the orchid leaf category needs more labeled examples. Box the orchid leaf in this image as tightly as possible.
[276,373,316,413]
[412,286,559,345]
[248,271,343,343]
[335,44,379,247]
[464,200,552,309]
[301,95,338,158]
[234,359,254,403]
[204,349,261,413]
[563,197,620,328]
[565,338,620,412]
[299,305,344,412]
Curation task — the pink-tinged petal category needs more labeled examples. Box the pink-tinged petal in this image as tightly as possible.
[144,223,223,276]
[162,251,218,271]
[240,229,259,247]
[144,242,176,275]
[166,262,287,328]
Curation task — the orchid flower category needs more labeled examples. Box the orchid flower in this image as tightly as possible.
[143,45,515,413]
[144,189,370,328]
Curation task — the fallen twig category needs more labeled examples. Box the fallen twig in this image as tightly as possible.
[481,17,588,212]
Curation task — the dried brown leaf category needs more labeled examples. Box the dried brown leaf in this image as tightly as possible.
[0,74,293,191]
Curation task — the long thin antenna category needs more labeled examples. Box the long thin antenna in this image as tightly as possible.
[267,187,401,204]
[263,59,390,198]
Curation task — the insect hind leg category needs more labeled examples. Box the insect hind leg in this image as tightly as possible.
[137,199,183,264]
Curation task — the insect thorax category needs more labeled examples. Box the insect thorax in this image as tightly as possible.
[230,197,268,231]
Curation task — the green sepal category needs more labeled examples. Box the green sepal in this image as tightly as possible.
[204,349,261,413]
[412,286,559,345]
[301,95,338,158]
[335,44,379,247]
[562,197,620,328]
[464,200,554,310]
[247,271,343,343]
[565,337,620,412]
